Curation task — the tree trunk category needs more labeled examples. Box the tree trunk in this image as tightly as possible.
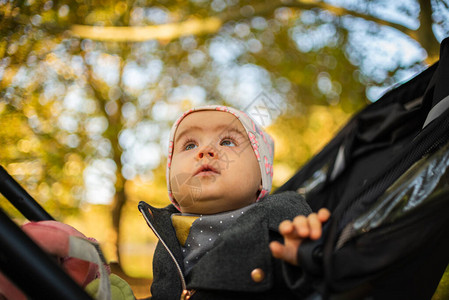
[111,175,126,264]
[417,0,441,63]
[107,98,126,265]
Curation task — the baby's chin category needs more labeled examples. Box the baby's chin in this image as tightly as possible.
[179,200,254,215]
[179,204,224,215]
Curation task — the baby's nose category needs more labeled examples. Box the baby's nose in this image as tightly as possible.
[197,147,216,159]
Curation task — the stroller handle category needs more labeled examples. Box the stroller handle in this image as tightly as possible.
[0,166,93,299]
[0,165,54,221]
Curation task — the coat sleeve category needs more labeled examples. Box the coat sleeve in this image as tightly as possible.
[265,191,319,297]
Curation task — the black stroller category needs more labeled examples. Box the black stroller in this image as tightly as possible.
[1,37,449,299]
[276,36,449,299]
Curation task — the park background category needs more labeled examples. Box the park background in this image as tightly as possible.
[1,0,448,298]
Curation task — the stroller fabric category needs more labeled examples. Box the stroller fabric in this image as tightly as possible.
[277,37,449,299]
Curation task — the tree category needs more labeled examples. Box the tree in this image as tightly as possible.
[1,0,448,267]
[70,0,443,62]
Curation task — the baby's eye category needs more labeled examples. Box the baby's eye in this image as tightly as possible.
[185,143,197,150]
[220,139,236,147]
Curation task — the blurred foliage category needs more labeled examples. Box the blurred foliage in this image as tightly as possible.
[1,2,448,294]
[269,104,354,189]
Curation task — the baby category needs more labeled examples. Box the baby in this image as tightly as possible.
[138,105,329,300]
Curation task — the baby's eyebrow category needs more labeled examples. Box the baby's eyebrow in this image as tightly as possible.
[175,125,203,143]
[220,127,246,138]
[175,124,246,143]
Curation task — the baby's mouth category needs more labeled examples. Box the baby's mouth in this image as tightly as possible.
[194,164,220,176]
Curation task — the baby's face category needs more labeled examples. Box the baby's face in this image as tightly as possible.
[170,111,261,214]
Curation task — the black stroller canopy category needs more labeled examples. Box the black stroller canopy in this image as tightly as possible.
[277,37,449,299]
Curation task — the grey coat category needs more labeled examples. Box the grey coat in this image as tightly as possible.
[138,191,312,300]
